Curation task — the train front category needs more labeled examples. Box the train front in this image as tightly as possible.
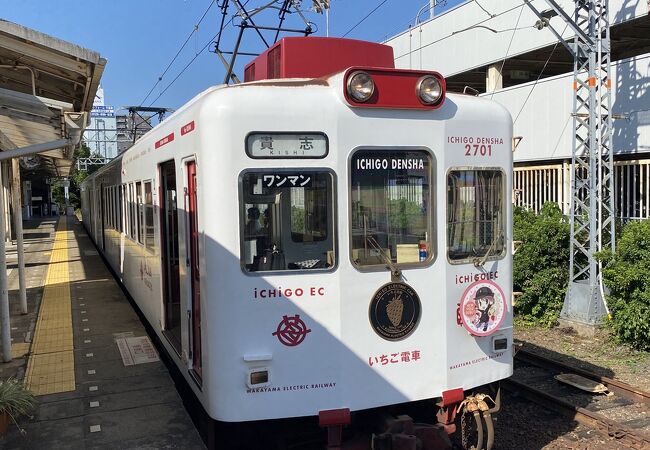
[200,37,513,447]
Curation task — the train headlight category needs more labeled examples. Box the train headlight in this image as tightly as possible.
[347,71,375,102]
[416,75,443,105]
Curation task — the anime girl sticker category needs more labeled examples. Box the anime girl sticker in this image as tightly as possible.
[459,280,506,336]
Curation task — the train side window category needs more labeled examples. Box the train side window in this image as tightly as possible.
[119,185,124,233]
[447,169,505,263]
[144,181,155,250]
[113,186,119,231]
[350,149,434,269]
[122,185,127,235]
[129,183,136,240]
[113,186,117,230]
[239,170,335,273]
[109,187,114,229]
[136,181,144,245]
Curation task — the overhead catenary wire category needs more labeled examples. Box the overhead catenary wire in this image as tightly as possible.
[383,0,499,44]
[514,23,570,124]
[148,31,221,106]
[392,2,528,60]
[140,0,218,106]
[342,0,391,38]
[489,4,525,99]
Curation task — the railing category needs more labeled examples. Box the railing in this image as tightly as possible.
[513,158,650,221]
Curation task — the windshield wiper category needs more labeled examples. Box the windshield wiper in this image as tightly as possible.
[366,236,401,278]
[473,230,503,267]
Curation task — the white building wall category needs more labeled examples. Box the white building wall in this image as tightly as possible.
[387,1,650,219]
[492,52,650,162]
[389,0,648,76]
[386,1,650,163]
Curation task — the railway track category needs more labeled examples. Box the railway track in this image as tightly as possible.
[503,347,650,449]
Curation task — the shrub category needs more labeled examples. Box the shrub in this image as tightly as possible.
[0,378,36,434]
[513,203,570,327]
[601,220,650,350]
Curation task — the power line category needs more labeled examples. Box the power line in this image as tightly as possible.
[383,0,497,44]
[140,0,217,106]
[148,31,220,106]
[392,2,526,60]
[489,4,525,99]
[342,0,391,38]
[514,23,570,124]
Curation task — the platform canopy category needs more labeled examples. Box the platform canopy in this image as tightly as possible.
[0,19,106,177]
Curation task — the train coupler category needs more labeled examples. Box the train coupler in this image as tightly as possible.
[458,391,499,450]
[372,414,452,450]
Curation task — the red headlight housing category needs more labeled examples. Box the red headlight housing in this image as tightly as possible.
[343,67,446,110]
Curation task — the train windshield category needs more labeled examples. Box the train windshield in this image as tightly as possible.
[350,149,433,268]
[240,170,335,272]
[447,169,505,263]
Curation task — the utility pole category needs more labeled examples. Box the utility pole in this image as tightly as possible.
[0,161,11,362]
[11,158,27,314]
[525,0,614,328]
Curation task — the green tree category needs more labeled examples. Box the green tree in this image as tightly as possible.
[601,220,650,350]
[65,144,102,209]
[513,203,571,327]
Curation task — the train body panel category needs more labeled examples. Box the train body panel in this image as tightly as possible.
[81,38,513,427]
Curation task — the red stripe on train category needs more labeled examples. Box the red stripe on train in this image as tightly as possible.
[155,132,175,149]
[181,121,195,136]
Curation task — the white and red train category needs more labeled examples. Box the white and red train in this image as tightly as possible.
[81,37,513,449]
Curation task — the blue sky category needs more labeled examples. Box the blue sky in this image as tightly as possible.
[0,0,467,110]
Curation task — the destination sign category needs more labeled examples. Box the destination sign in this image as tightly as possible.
[246,133,328,158]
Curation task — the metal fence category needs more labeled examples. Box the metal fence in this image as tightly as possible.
[513,158,650,221]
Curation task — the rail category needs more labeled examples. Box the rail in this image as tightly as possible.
[503,347,650,450]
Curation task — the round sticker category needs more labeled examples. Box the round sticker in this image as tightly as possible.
[369,282,421,341]
[459,280,506,337]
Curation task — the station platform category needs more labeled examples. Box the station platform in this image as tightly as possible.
[0,216,204,449]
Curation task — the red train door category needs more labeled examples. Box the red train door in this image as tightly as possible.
[187,161,202,380]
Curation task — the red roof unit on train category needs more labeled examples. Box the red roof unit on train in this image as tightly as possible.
[243,37,395,81]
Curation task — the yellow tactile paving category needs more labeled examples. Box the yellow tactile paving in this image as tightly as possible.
[25,218,76,396]
[25,352,75,395]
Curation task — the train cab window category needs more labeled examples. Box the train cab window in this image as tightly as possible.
[350,149,433,268]
[240,171,335,273]
[447,169,505,263]
[144,181,155,250]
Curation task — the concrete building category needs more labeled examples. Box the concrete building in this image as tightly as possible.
[386,0,650,219]
[116,112,153,154]
[83,85,118,160]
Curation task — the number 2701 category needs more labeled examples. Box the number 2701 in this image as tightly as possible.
[465,144,493,156]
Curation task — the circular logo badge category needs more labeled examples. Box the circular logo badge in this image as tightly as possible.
[369,282,421,341]
[272,314,311,347]
[459,280,506,337]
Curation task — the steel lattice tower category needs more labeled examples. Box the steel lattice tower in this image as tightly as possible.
[562,0,615,325]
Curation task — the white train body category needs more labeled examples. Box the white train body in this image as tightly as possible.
[81,37,513,425]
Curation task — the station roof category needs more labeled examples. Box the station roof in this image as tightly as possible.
[0,19,106,177]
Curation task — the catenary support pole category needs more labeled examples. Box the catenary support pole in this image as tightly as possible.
[11,158,26,314]
[0,161,12,362]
